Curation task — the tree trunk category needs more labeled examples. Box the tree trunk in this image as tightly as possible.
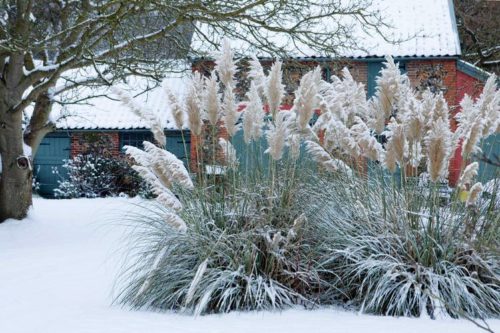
[24,93,56,157]
[0,94,33,223]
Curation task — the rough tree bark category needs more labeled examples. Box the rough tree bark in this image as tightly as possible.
[0,89,33,222]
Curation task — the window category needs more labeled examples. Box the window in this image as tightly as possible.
[120,131,154,150]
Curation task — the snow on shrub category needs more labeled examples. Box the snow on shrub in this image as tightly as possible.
[54,154,150,198]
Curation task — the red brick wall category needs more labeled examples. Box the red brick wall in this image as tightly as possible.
[406,59,458,107]
[70,132,120,158]
[191,58,474,183]
[448,70,486,186]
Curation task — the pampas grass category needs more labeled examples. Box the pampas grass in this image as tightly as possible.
[222,85,240,137]
[116,169,324,315]
[205,72,221,126]
[308,173,500,319]
[265,111,292,161]
[186,72,204,136]
[117,43,500,321]
[265,60,285,119]
[165,87,185,130]
[295,67,321,132]
[425,118,452,182]
[243,82,265,144]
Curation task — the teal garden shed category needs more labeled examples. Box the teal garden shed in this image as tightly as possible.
[33,76,190,197]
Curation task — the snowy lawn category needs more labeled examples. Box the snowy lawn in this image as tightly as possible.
[0,198,498,333]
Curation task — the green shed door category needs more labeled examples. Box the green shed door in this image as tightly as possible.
[166,131,191,166]
[478,134,500,183]
[34,135,70,197]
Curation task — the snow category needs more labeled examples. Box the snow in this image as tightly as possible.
[51,69,190,131]
[0,197,498,333]
[22,64,191,131]
[192,0,461,58]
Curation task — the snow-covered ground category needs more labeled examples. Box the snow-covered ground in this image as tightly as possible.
[0,198,498,333]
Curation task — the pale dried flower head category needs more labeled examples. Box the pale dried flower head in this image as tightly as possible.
[467,182,483,206]
[219,138,239,169]
[305,140,352,175]
[165,87,185,129]
[248,54,266,97]
[295,67,321,132]
[222,85,241,137]
[112,87,166,147]
[374,56,408,119]
[204,72,221,126]
[351,116,383,161]
[163,211,187,232]
[243,83,264,144]
[214,38,236,88]
[425,118,452,182]
[384,118,407,171]
[367,98,386,134]
[458,162,479,188]
[265,60,285,119]
[143,141,194,189]
[185,72,204,136]
[265,111,291,161]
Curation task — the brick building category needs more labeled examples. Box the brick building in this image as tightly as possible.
[190,0,498,185]
[33,76,190,197]
[33,0,499,195]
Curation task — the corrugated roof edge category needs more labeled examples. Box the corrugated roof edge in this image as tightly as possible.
[457,60,495,82]
[448,0,462,56]
[190,55,460,64]
[52,128,188,133]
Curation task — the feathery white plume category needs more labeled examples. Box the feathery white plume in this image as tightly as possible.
[143,141,194,189]
[165,86,185,129]
[219,138,239,169]
[248,55,266,97]
[163,211,187,232]
[458,162,479,188]
[305,140,352,175]
[265,111,292,161]
[425,118,452,182]
[214,38,236,88]
[112,87,166,147]
[265,60,285,119]
[456,75,499,156]
[243,83,265,144]
[383,117,407,172]
[222,85,241,137]
[295,67,321,132]
[186,72,204,136]
[204,72,221,126]
[467,182,483,206]
[350,117,384,161]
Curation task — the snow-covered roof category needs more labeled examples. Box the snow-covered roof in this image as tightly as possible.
[51,71,189,131]
[193,0,461,59]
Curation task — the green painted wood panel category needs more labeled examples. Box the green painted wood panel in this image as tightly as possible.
[478,134,500,183]
[34,135,70,197]
[166,131,191,166]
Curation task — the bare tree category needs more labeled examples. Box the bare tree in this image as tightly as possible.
[0,0,384,222]
[454,0,500,74]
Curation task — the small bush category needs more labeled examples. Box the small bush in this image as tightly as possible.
[54,154,150,198]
